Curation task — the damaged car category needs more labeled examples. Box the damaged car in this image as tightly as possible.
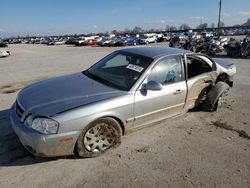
[10,47,236,157]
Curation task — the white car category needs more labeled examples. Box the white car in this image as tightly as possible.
[139,36,157,44]
[54,41,65,45]
[0,50,11,57]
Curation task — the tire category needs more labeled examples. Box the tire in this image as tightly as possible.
[75,117,122,158]
[202,81,229,111]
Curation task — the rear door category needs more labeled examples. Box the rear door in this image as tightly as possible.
[183,54,217,110]
[133,55,187,128]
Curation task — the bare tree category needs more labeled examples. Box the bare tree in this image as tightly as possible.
[124,28,131,34]
[104,31,109,36]
[165,25,170,31]
[243,18,250,26]
[111,30,118,35]
[219,21,225,27]
[132,26,143,34]
[169,26,177,31]
[196,23,208,29]
[178,24,191,30]
[211,23,215,28]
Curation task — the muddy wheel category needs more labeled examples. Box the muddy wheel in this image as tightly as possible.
[75,117,122,157]
[202,81,229,111]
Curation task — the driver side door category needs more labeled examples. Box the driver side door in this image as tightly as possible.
[133,55,187,128]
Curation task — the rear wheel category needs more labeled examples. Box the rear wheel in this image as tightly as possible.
[75,117,122,157]
[202,81,229,111]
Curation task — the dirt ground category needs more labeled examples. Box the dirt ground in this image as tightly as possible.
[0,43,249,188]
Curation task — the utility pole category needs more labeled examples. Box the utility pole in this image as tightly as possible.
[217,0,222,36]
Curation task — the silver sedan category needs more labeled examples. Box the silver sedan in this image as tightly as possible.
[10,47,236,157]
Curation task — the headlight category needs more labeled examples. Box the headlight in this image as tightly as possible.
[27,117,59,134]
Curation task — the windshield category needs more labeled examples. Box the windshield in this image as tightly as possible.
[85,51,153,91]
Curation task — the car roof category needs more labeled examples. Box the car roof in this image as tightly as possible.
[119,47,192,59]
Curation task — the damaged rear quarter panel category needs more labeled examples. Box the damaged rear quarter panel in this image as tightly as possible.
[184,72,217,111]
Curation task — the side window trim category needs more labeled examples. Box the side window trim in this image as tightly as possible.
[185,55,213,79]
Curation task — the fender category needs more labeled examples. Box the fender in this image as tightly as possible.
[202,81,229,111]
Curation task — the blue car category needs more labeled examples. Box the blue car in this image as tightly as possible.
[126,37,139,46]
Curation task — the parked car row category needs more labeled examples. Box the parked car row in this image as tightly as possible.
[75,39,98,46]
[0,33,171,47]
[223,36,250,58]
[169,34,250,58]
[1,27,249,47]
[96,35,168,47]
[97,37,138,47]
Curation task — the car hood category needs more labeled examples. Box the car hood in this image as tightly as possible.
[17,72,125,117]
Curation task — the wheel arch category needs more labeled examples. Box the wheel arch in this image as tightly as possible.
[216,73,233,87]
[77,115,125,136]
[74,115,124,157]
[202,81,229,111]
[105,116,125,135]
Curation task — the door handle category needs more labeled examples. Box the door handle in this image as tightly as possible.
[173,89,183,94]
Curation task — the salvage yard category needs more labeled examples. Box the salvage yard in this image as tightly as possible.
[0,44,249,188]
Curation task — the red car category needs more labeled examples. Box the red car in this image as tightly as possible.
[82,39,97,46]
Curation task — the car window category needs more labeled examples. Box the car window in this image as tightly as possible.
[87,52,153,91]
[104,54,129,67]
[148,56,184,85]
[197,55,216,70]
[187,56,212,79]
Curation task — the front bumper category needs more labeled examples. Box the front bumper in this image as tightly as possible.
[10,108,81,157]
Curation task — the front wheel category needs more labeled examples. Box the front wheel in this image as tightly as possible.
[75,117,122,157]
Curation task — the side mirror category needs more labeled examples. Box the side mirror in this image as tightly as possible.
[144,80,163,91]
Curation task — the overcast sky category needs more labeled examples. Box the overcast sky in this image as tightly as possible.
[1,0,250,37]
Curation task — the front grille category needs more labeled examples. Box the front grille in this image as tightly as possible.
[16,101,24,120]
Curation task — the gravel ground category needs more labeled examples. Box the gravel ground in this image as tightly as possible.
[0,43,249,188]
